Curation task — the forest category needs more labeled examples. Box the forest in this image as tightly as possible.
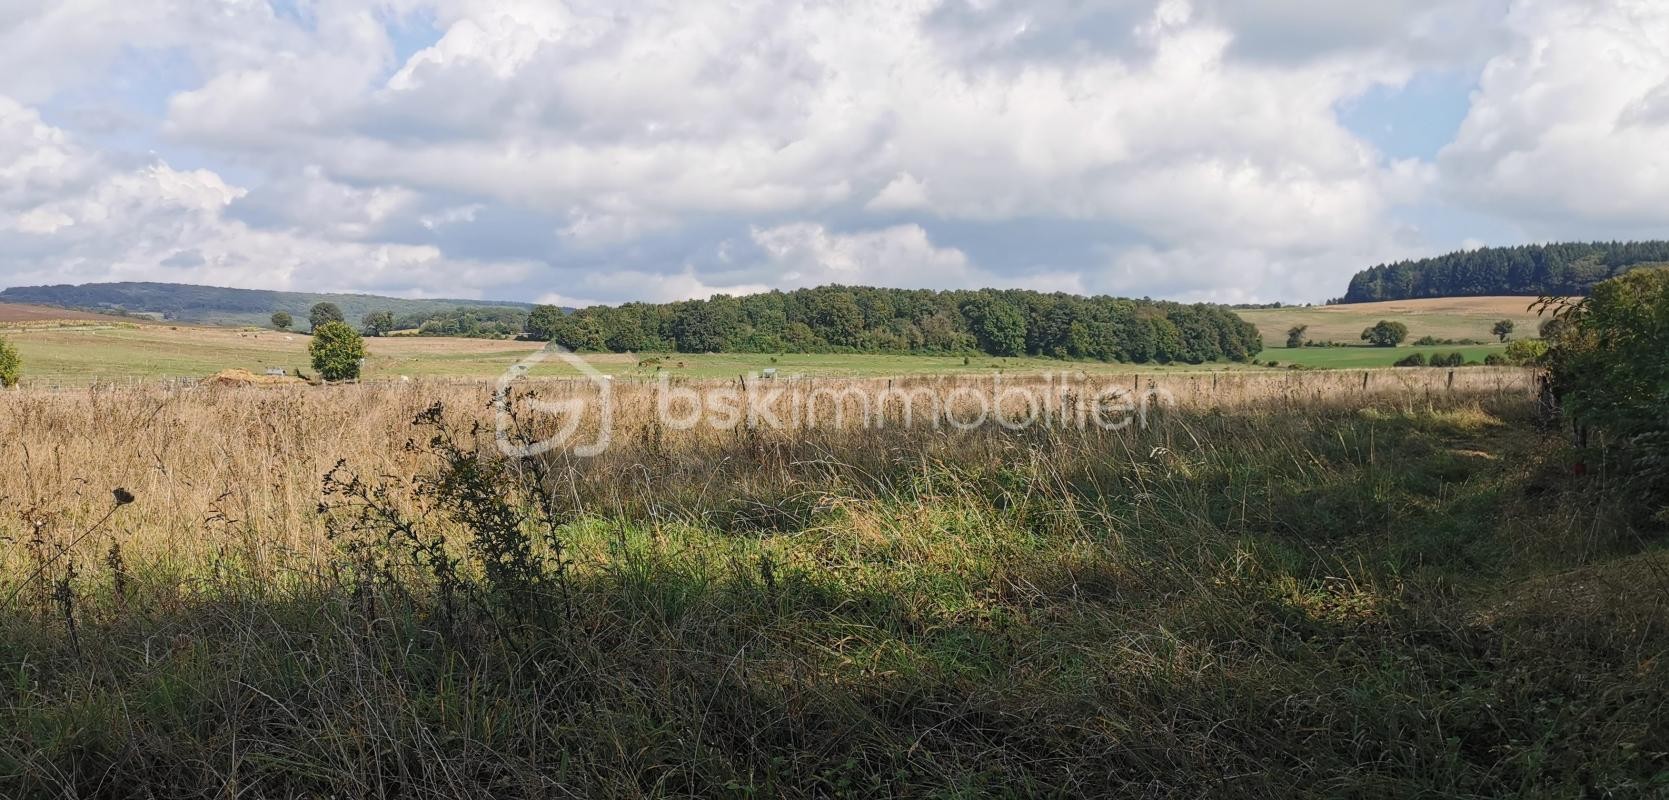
[1340,241,1669,302]
[391,306,529,338]
[526,285,1265,364]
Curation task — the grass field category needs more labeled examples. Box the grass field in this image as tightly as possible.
[1,374,1662,797]
[1239,296,1547,346]
[1,323,1244,386]
[1272,343,1507,368]
[5,316,1519,386]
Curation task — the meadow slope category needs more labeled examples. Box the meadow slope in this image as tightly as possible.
[1238,296,1547,347]
[2,315,1524,386]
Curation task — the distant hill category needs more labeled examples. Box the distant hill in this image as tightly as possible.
[0,282,533,328]
[1340,241,1669,303]
[0,302,136,325]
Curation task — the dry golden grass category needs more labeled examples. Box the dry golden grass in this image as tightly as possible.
[0,367,1536,576]
[5,365,1665,799]
[1239,295,1548,345]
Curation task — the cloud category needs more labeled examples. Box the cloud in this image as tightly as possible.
[0,94,534,297]
[162,2,1414,235]
[748,222,1085,293]
[0,0,1660,306]
[1439,0,1669,234]
[535,222,1084,306]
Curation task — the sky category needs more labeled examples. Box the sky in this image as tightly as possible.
[1,0,1667,307]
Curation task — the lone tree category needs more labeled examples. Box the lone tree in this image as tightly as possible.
[1360,320,1410,348]
[309,321,367,381]
[0,335,20,387]
[1285,324,1308,349]
[271,311,293,331]
[362,310,396,337]
[309,302,345,332]
[1492,319,1516,342]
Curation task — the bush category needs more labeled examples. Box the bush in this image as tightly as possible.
[0,336,19,387]
[1484,353,1507,366]
[1360,320,1409,347]
[1545,270,1669,516]
[1504,338,1550,366]
[1394,352,1427,367]
[1414,335,1485,347]
[309,322,367,381]
[271,311,293,331]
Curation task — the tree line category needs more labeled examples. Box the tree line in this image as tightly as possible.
[1340,241,1669,303]
[525,286,1264,364]
[271,303,528,339]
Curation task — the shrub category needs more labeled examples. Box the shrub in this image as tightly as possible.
[0,336,20,387]
[271,311,293,331]
[309,322,367,381]
[1394,352,1427,367]
[1484,353,1507,366]
[1504,338,1549,366]
[1545,270,1669,516]
[1360,320,1409,347]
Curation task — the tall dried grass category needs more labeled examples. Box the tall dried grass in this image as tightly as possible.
[0,368,1534,575]
[2,367,1665,798]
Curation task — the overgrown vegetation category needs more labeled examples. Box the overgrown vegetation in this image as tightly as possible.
[1342,240,1669,303]
[1544,268,1669,520]
[528,285,1264,364]
[0,335,19,387]
[0,372,1663,797]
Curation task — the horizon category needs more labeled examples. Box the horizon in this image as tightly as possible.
[0,269,1502,310]
[0,235,1643,310]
